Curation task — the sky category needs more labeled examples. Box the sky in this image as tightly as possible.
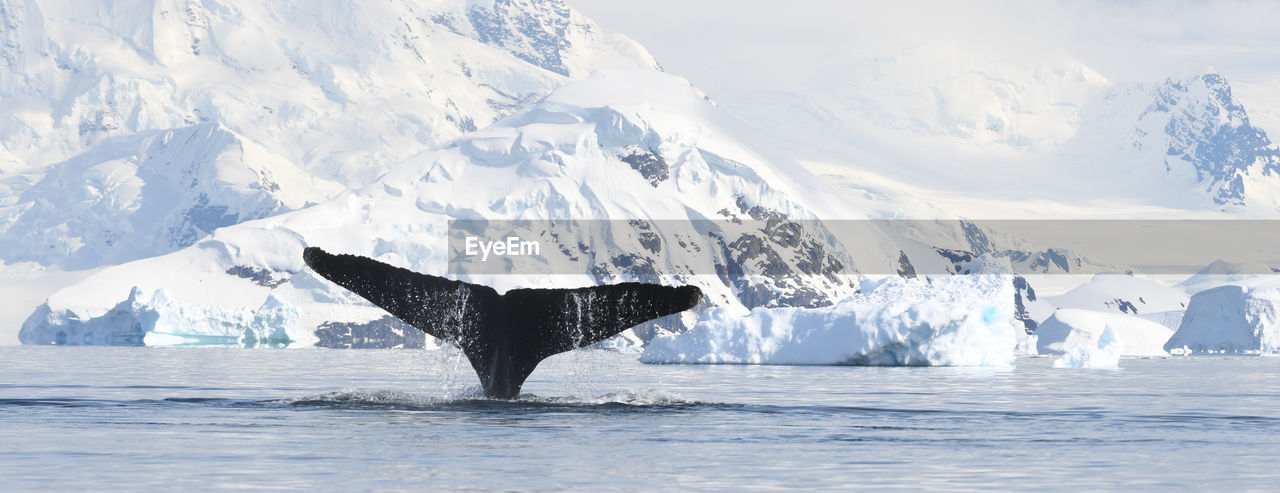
[571,0,1280,131]
[571,0,1280,89]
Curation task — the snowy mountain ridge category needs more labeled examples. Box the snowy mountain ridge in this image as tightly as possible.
[425,0,658,78]
[1,122,344,268]
[1134,73,1280,208]
[0,0,658,269]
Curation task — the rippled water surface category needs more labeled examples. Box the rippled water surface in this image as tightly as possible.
[2,347,1278,490]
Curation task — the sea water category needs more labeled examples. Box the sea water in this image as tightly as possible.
[2,347,1278,490]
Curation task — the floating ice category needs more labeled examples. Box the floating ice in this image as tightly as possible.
[1053,326,1123,369]
[1015,330,1040,357]
[1165,281,1280,355]
[1036,308,1173,357]
[641,270,1018,367]
[19,287,300,347]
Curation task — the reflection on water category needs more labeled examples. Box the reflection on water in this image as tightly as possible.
[1,347,1278,490]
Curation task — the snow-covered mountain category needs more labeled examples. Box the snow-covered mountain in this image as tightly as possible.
[1062,71,1280,212]
[9,2,1278,353]
[727,51,1280,218]
[21,70,911,348]
[719,54,1280,340]
[0,0,658,268]
[0,123,342,268]
[1127,73,1280,209]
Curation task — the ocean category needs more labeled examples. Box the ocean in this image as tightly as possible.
[2,347,1278,490]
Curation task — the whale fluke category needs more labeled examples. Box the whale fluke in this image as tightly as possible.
[302,247,701,398]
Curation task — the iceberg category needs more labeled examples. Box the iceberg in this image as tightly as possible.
[18,287,301,347]
[641,271,1018,367]
[1035,308,1173,357]
[1052,326,1123,369]
[1015,330,1040,357]
[1165,281,1280,355]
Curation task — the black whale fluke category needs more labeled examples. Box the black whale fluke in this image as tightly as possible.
[302,247,701,398]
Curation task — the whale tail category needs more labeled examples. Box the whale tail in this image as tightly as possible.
[302,247,702,398]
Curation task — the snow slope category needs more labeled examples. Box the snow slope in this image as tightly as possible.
[0,0,659,268]
[21,69,912,347]
[1047,275,1189,316]
[1179,260,1280,295]
[1,123,343,268]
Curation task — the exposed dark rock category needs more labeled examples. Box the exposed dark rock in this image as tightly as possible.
[711,197,849,308]
[942,223,1084,274]
[169,193,243,247]
[936,248,976,273]
[1013,275,1038,333]
[1026,248,1075,273]
[591,252,660,284]
[1104,298,1139,315]
[959,220,995,254]
[618,147,669,186]
[1013,276,1037,302]
[225,265,290,288]
[896,251,917,279]
[446,113,477,132]
[629,219,662,254]
[727,233,790,278]
[314,315,426,349]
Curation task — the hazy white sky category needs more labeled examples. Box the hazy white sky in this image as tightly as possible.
[571,0,1280,96]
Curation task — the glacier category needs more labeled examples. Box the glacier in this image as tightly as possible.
[641,265,1019,367]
